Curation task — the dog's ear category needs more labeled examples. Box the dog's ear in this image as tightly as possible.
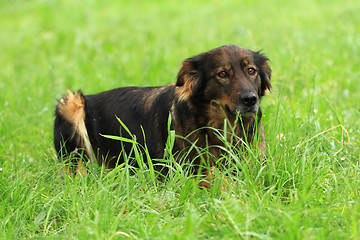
[176,55,204,100]
[257,54,272,97]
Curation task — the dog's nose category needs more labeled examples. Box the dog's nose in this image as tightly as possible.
[240,92,257,107]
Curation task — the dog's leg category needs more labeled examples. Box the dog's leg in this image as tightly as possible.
[199,167,229,189]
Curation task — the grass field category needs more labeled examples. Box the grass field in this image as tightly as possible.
[1,0,360,239]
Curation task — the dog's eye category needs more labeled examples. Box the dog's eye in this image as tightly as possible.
[218,71,227,78]
[248,67,256,75]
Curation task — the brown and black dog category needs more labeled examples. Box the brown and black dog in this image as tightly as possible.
[54,45,271,178]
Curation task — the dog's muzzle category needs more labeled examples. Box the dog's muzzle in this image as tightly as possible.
[225,92,258,116]
[240,92,258,108]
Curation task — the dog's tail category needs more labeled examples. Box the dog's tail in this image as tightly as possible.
[56,90,95,164]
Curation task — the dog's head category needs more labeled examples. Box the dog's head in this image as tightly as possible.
[176,45,271,122]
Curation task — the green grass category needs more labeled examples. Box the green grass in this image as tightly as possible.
[1,0,360,239]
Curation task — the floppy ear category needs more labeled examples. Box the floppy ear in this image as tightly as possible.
[258,56,272,97]
[176,56,203,100]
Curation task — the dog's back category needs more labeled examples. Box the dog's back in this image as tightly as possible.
[54,84,175,168]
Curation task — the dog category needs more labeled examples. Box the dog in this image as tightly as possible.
[54,45,271,179]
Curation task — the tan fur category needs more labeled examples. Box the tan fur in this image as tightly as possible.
[58,90,94,164]
[207,100,228,129]
[175,61,199,101]
[261,60,272,94]
[143,84,175,111]
[175,74,197,101]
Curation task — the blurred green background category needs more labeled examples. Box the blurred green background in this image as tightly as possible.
[0,0,359,238]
